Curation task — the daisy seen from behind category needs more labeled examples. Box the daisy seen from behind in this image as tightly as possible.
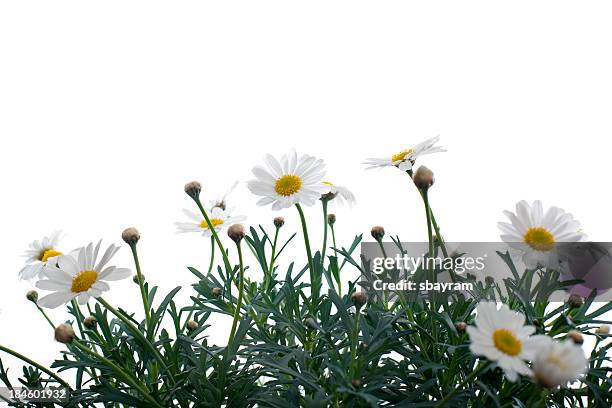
[36,241,131,308]
[364,136,445,172]
[19,231,64,280]
[176,205,246,237]
[467,301,549,382]
[321,181,356,207]
[533,339,587,388]
[498,200,585,269]
[248,150,327,210]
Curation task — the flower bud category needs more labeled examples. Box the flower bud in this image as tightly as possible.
[413,165,434,190]
[532,319,541,327]
[596,324,610,335]
[212,287,222,297]
[227,224,246,243]
[54,323,76,344]
[121,227,140,245]
[273,217,285,228]
[371,226,385,241]
[83,316,97,329]
[304,317,318,331]
[568,294,584,309]
[351,291,368,309]
[133,274,145,284]
[567,330,584,345]
[26,290,38,303]
[184,181,202,199]
[351,379,362,388]
[186,320,199,332]
[455,322,467,333]
[485,276,495,286]
[327,213,336,226]
[359,342,368,351]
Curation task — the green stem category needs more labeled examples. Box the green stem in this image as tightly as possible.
[71,340,162,408]
[207,236,216,275]
[36,306,55,329]
[435,361,490,407]
[267,226,280,291]
[331,224,341,295]
[349,307,361,379]
[192,196,233,273]
[422,190,435,281]
[0,344,71,389]
[129,243,151,326]
[226,242,246,353]
[71,299,86,335]
[321,199,329,264]
[296,203,317,312]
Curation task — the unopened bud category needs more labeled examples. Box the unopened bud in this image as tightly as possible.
[532,319,541,327]
[304,317,318,331]
[184,181,202,199]
[351,379,362,388]
[54,323,76,344]
[327,214,336,226]
[413,165,434,190]
[455,322,467,333]
[26,290,38,303]
[371,226,385,241]
[212,287,222,297]
[273,217,285,228]
[121,227,140,245]
[485,276,495,286]
[567,330,584,345]
[596,324,610,335]
[133,274,145,284]
[227,224,246,243]
[186,320,199,332]
[83,316,97,329]
[568,294,584,309]
[351,291,368,309]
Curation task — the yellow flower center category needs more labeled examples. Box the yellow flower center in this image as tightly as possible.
[523,227,555,252]
[199,218,224,229]
[39,249,63,262]
[391,148,414,163]
[71,270,98,293]
[274,174,302,197]
[492,328,522,356]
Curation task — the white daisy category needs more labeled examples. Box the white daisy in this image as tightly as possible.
[321,181,356,207]
[35,241,131,309]
[176,206,246,237]
[19,231,64,280]
[364,136,445,172]
[533,339,587,388]
[248,150,327,210]
[498,200,585,269]
[208,181,239,211]
[467,301,549,382]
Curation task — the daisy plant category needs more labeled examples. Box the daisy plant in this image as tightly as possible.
[0,143,611,408]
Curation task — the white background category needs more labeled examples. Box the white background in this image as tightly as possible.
[1,1,611,380]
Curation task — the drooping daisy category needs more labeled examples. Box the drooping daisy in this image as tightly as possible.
[248,150,327,210]
[498,200,585,269]
[364,136,445,172]
[467,301,549,382]
[19,231,64,280]
[36,241,131,308]
[176,206,246,237]
[208,181,239,211]
[533,339,587,388]
[321,181,356,206]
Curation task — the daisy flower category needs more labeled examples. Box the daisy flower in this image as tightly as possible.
[19,231,64,280]
[321,181,356,206]
[533,339,587,388]
[208,181,239,211]
[36,241,131,308]
[364,136,445,172]
[248,150,327,210]
[176,206,246,237]
[498,200,585,269]
[467,301,549,382]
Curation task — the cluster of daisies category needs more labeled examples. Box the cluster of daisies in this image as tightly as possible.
[18,135,591,388]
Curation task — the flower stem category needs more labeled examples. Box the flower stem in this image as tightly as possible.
[128,243,151,326]
[321,199,329,264]
[0,344,71,389]
[331,224,341,295]
[207,236,216,274]
[267,226,280,291]
[192,196,233,273]
[295,203,317,311]
[435,361,490,407]
[36,305,55,329]
[226,241,246,354]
